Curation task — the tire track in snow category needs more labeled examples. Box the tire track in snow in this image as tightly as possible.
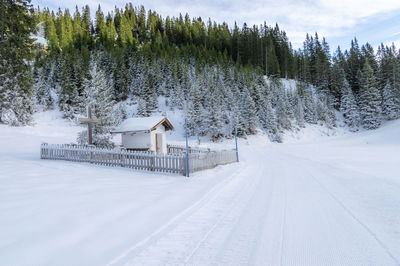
[183,164,263,265]
[185,160,273,265]
[309,171,400,265]
[124,162,262,265]
[107,162,252,266]
[281,151,400,265]
[279,176,287,266]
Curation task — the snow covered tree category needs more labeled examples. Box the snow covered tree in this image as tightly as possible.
[77,58,115,147]
[58,57,81,119]
[34,67,54,109]
[169,82,184,110]
[113,102,127,126]
[128,55,145,97]
[138,65,159,116]
[0,0,35,125]
[136,97,148,117]
[208,92,224,141]
[259,94,281,142]
[316,96,335,128]
[340,79,360,131]
[240,88,258,134]
[113,56,129,101]
[186,78,204,136]
[275,88,292,131]
[359,61,382,129]
[298,83,317,124]
[381,81,400,120]
[294,93,305,128]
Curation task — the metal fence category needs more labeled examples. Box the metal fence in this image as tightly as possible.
[167,144,210,155]
[188,149,237,173]
[40,143,237,176]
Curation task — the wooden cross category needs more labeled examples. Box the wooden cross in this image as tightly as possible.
[78,106,100,145]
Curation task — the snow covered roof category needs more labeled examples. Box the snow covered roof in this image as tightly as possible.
[112,116,174,133]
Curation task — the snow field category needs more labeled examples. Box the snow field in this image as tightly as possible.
[1,111,400,265]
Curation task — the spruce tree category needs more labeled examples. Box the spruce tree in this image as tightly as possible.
[0,0,35,125]
[240,88,258,134]
[340,79,360,131]
[259,94,281,142]
[359,61,382,129]
[78,58,115,147]
[294,93,305,128]
[275,87,292,130]
[186,78,204,136]
[208,92,224,141]
[381,81,400,120]
[34,66,53,109]
[58,56,80,118]
[299,83,317,124]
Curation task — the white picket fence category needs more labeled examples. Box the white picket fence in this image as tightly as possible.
[40,143,238,176]
[40,143,186,174]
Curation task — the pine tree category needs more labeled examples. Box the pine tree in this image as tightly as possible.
[140,65,159,115]
[275,87,292,130]
[240,88,258,134]
[58,56,80,118]
[294,93,305,128]
[259,94,281,142]
[381,81,400,120]
[316,96,335,128]
[208,92,224,141]
[0,0,35,125]
[186,78,204,136]
[136,96,148,117]
[359,61,382,129]
[340,79,360,131]
[298,83,317,124]
[34,66,53,109]
[78,58,115,147]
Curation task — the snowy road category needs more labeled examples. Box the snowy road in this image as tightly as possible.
[1,113,400,265]
[109,145,400,266]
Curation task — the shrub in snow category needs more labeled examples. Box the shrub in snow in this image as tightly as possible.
[1,109,19,126]
[77,130,114,149]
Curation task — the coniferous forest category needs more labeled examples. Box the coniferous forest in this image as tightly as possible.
[1,0,400,145]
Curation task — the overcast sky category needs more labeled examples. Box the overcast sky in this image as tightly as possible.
[32,0,400,52]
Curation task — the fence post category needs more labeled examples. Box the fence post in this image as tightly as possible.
[234,127,239,162]
[185,118,190,178]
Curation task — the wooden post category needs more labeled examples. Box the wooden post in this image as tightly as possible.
[235,127,239,162]
[88,106,93,145]
[78,106,100,145]
[265,44,268,76]
[185,118,189,177]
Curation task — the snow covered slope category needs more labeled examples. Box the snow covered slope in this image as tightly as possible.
[1,112,400,265]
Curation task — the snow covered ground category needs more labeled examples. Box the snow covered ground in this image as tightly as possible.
[1,111,400,265]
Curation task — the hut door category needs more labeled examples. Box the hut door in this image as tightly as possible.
[155,134,162,153]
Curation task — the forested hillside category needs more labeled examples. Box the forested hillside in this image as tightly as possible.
[1,1,399,145]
